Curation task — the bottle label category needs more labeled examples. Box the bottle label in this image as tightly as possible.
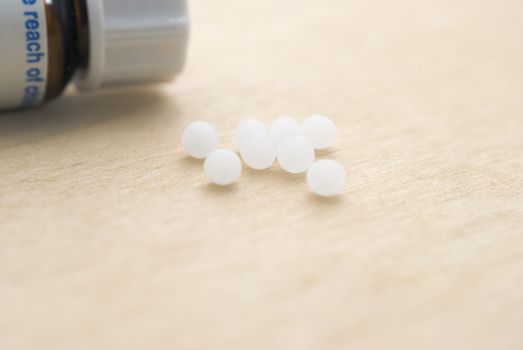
[0,0,48,109]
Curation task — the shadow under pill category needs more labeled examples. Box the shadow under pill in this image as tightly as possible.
[179,155,204,167]
[308,192,347,206]
[243,166,306,185]
[315,148,337,158]
[203,182,239,195]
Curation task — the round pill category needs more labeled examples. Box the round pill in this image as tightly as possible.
[302,115,337,150]
[270,116,303,146]
[307,160,347,197]
[182,121,218,159]
[240,133,276,170]
[277,136,315,174]
[204,149,242,186]
[235,119,268,149]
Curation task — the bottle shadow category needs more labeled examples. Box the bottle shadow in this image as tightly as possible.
[0,85,178,143]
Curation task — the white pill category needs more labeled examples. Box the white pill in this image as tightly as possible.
[240,133,276,170]
[277,136,315,174]
[235,119,268,150]
[307,160,347,197]
[302,115,337,150]
[204,149,242,186]
[182,121,218,159]
[270,116,303,146]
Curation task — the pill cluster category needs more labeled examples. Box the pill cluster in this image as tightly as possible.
[182,116,346,197]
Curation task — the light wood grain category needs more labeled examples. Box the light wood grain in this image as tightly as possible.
[1,0,522,349]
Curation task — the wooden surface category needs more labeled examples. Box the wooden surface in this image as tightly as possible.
[1,0,522,349]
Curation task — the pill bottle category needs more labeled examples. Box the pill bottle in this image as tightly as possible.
[0,0,189,110]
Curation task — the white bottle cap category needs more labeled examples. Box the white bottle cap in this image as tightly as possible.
[76,0,189,89]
